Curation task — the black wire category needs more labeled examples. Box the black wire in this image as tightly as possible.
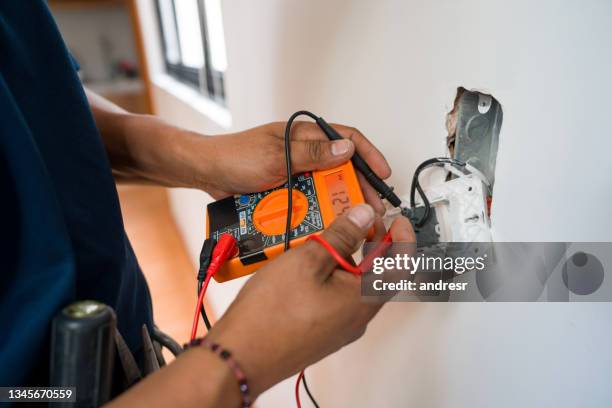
[284,110,318,251]
[410,157,466,227]
[301,372,320,408]
[413,181,430,228]
[151,326,183,356]
[198,279,213,330]
[196,238,216,331]
[283,111,321,408]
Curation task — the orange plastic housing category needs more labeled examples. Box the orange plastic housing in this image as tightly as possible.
[207,161,366,282]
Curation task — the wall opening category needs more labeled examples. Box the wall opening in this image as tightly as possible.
[444,86,503,242]
[446,87,503,199]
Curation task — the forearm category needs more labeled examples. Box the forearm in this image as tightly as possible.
[106,348,242,407]
[86,90,216,189]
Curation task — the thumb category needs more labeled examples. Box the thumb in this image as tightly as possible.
[290,138,354,173]
[304,204,375,278]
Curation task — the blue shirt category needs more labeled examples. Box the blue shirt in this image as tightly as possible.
[0,1,153,386]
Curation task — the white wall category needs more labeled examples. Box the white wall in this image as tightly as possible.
[136,0,612,406]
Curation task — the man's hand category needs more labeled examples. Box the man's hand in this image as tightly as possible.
[88,92,393,215]
[198,121,392,214]
[205,204,415,396]
[107,205,414,407]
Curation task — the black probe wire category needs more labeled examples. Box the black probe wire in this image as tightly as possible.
[301,374,319,408]
[197,280,213,330]
[284,110,318,251]
[410,157,466,227]
[284,110,321,408]
[197,238,217,331]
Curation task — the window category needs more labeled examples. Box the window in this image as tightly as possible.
[156,0,227,104]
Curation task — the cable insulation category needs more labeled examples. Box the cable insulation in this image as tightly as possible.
[198,280,213,330]
[283,111,321,408]
[284,111,318,251]
[410,157,466,227]
[301,373,320,408]
[295,370,305,408]
[191,273,213,341]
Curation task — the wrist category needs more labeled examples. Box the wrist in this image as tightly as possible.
[189,346,243,407]
[206,323,287,399]
[177,131,224,193]
[115,113,219,191]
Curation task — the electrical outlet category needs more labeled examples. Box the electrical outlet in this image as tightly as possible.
[407,173,491,244]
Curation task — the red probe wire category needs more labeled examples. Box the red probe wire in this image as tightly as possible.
[307,230,393,275]
[295,370,305,408]
[296,230,394,407]
[190,234,237,341]
[191,229,393,406]
[190,273,214,341]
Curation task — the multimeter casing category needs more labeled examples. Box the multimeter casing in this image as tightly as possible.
[206,161,365,282]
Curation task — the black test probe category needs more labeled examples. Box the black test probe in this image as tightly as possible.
[314,115,403,208]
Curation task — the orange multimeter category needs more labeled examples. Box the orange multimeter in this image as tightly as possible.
[206,161,365,282]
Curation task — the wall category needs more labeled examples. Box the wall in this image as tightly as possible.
[136,0,612,406]
[53,6,138,82]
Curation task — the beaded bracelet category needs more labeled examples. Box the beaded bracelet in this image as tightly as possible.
[186,337,252,408]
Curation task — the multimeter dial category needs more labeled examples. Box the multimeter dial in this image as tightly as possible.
[252,189,309,236]
[207,173,325,264]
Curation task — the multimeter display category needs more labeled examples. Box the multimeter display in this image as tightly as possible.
[207,161,365,282]
[325,171,351,217]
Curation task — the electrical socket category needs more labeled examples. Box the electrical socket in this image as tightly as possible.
[406,173,491,245]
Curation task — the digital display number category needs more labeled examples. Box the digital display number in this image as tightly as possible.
[325,171,351,217]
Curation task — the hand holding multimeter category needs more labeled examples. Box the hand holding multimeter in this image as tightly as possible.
[203,204,415,399]
[191,112,415,407]
[206,111,406,282]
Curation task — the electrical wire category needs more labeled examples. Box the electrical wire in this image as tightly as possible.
[308,234,361,275]
[295,231,392,408]
[409,157,466,228]
[295,370,305,408]
[308,232,393,275]
[190,234,237,341]
[197,238,216,331]
[191,273,214,341]
[283,111,321,408]
[197,280,212,330]
[151,326,183,357]
[284,111,398,407]
[301,374,319,408]
[284,110,318,251]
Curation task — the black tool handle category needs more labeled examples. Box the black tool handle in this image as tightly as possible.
[315,116,402,207]
[50,301,116,407]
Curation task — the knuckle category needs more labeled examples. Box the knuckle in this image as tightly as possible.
[307,140,323,163]
[347,126,360,139]
[326,220,359,254]
[265,139,285,174]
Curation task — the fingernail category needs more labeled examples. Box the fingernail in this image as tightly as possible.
[331,139,351,156]
[347,204,375,229]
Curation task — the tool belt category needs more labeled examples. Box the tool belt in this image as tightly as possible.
[50,300,181,407]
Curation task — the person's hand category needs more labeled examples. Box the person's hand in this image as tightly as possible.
[91,100,392,214]
[105,204,414,408]
[205,204,415,397]
[199,122,392,214]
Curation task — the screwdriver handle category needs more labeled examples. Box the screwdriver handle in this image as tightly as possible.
[315,116,402,207]
[50,301,116,407]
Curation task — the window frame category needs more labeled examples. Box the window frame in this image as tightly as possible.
[155,0,226,105]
